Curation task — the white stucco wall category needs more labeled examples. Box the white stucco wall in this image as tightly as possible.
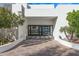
[12,4,27,40]
[18,19,27,40]
[27,17,56,25]
[26,4,56,17]
[12,4,22,15]
[54,5,79,40]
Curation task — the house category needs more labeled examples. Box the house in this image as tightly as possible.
[11,3,79,41]
[1,3,79,52]
[12,3,57,40]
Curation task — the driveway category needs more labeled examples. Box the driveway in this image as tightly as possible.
[0,39,79,56]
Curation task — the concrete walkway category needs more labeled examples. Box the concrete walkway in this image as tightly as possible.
[0,39,79,56]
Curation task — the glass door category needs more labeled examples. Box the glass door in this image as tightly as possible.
[41,26,51,36]
[28,25,40,36]
[28,25,53,36]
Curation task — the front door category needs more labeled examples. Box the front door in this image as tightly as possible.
[28,25,53,36]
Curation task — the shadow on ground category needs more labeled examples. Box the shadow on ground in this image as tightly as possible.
[3,39,52,53]
[21,39,52,47]
[2,39,79,56]
[28,47,79,56]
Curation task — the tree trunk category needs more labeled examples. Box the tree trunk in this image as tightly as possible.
[64,30,70,40]
[70,32,74,40]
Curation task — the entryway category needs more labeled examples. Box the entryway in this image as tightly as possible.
[26,17,57,39]
[27,25,53,39]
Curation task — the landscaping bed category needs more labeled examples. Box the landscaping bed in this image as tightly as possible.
[0,38,14,46]
[71,39,79,44]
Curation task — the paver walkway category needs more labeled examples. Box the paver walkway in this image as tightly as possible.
[0,39,79,56]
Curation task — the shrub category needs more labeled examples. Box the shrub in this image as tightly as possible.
[0,38,10,45]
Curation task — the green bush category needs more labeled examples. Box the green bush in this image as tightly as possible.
[76,33,79,38]
[0,38,10,45]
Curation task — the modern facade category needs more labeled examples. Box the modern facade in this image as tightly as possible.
[1,3,79,52]
[1,3,78,41]
[12,3,79,41]
[12,3,58,40]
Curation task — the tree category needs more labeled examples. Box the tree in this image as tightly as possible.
[67,10,79,38]
[60,10,79,41]
[0,7,25,43]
